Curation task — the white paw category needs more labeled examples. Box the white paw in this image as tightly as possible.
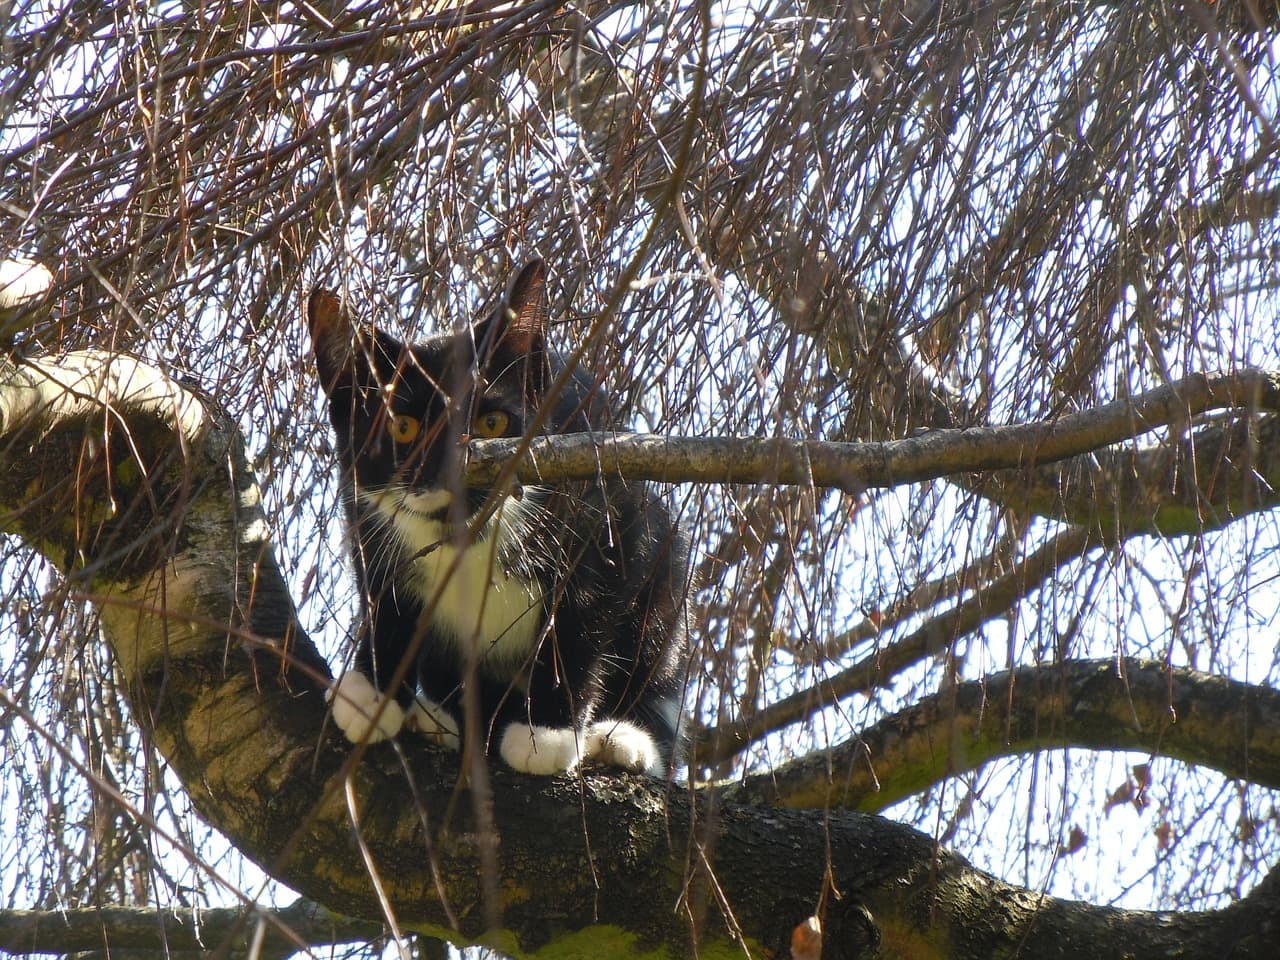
[498,723,582,775]
[405,696,461,750]
[585,719,660,774]
[327,671,405,743]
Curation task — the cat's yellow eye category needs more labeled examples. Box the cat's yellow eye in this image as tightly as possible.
[387,414,421,444]
[472,410,510,439]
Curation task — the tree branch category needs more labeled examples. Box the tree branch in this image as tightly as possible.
[465,369,1280,498]
[0,899,382,959]
[1005,410,1280,536]
[726,658,1280,813]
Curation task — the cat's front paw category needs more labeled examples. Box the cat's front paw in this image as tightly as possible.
[498,723,582,775]
[585,719,660,774]
[405,696,461,750]
[327,671,405,743]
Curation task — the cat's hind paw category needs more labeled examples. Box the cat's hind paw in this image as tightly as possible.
[585,719,661,774]
[327,671,405,743]
[498,723,582,775]
[406,696,461,750]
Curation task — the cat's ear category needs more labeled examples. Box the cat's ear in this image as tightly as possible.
[477,260,548,355]
[306,287,357,395]
[500,259,549,355]
[475,260,551,393]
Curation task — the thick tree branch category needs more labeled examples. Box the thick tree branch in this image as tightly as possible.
[4,349,1280,957]
[466,369,1280,499]
[1007,410,1280,535]
[0,899,382,959]
[726,658,1280,813]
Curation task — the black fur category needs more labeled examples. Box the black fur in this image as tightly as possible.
[307,261,690,772]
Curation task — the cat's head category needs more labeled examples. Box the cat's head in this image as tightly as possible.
[306,261,585,520]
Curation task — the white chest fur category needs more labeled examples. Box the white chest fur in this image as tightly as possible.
[365,488,544,676]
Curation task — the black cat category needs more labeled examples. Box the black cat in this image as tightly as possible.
[307,261,691,775]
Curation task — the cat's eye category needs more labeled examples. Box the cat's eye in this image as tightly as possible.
[472,410,510,439]
[387,414,421,444]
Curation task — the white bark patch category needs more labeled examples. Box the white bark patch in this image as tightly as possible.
[239,516,271,545]
[0,351,208,444]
